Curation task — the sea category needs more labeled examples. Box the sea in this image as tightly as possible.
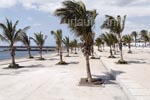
[0,48,50,60]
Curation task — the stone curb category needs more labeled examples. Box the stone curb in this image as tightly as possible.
[100,57,137,100]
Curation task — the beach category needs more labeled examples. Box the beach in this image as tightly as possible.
[0,49,127,100]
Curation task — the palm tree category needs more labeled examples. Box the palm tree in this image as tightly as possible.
[55,0,97,82]
[131,31,138,47]
[20,32,34,59]
[69,41,74,53]
[122,34,132,53]
[95,37,103,52]
[140,30,149,47]
[30,32,47,60]
[148,32,150,47]
[63,36,70,57]
[101,15,127,64]
[0,19,29,68]
[51,29,66,64]
[101,32,116,58]
[73,39,78,54]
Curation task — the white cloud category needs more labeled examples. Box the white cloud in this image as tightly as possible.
[0,0,150,17]
[1,0,150,33]
[0,0,17,8]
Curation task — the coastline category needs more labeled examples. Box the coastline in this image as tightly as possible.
[0,50,57,65]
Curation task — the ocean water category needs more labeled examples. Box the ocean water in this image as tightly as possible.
[0,48,49,60]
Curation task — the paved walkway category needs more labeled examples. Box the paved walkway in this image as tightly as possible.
[95,47,150,100]
[0,52,127,100]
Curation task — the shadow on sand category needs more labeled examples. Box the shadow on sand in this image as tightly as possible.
[92,70,125,85]
[68,61,79,64]
[1,64,48,76]
[128,60,147,64]
[3,64,46,69]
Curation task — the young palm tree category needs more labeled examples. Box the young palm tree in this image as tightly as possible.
[122,35,132,53]
[30,32,47,60]
[101,32,116,58]
[148,32,150,47]
[101,15,127,64]
[63,36,70,57]
[95,37,103,52]
[0,19,29,68]
[51,29,67,64]
[140,30,149,47]
[69,41,74,53]
[55,0,97,82]
[73,39,78,54]
[131,31,138,48]
[20,32,34,58]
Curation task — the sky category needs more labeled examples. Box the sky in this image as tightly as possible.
[0,0,150,46]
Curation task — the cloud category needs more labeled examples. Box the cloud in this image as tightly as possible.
[0,0,150,17]
[0,0,17,8]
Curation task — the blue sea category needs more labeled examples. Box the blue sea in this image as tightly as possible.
[0,48,48,60]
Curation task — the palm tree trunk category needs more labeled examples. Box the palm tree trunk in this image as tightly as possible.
[97,46,99,51]
[40,47,42,59]
[27,47,32,58]
[60,47,63,62]
[110,46,113,57]
[57,47,59,55]
[10,46,16,68]
[67,47,69,56]
[128,43,132,53]
[75,47,77,54]
[118,34,124,61]
[85,54,92,83]
[135,37,137,48]
[103,44,105,50]
[113,43,116,55]
[145,41,147,47]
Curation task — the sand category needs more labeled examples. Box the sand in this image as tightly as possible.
[0,50,127,100]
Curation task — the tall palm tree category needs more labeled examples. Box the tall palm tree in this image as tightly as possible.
[55,0,97,82]
[101,15,127,64]
[101,32,116,58]
[122,34,132,53]
[20,32,34,59]
[63,36,70,57]
[140,30,149,47]
[95,37,103,52]
[0,19,29,68]
[30,32,47,60]
[131,31,138,47]
[51,29,66,64]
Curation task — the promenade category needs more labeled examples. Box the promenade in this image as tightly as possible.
[95,47,150,100]
[0,51,127,100]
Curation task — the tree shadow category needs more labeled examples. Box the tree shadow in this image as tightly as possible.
[1,64,47,76]
[3,64,46,69]
[92,73,116,85]
[69,56,79,57]
[128,60,147,64]
[92,70,125,85]
[68,61,79,64]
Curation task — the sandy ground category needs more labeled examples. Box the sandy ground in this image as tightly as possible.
[95,46,150,100]
[0,50,127,100]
